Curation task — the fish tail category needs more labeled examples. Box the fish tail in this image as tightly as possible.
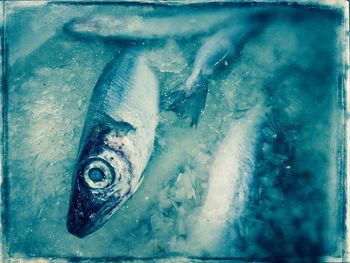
[166,77,208,126]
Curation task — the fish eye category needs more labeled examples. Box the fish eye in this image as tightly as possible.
[83,159,115,189]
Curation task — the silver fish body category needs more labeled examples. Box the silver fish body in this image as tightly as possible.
[63,10,240,42]
[183,25,250,93]
[187,104,268,254]
[167,13,269,125]
[67,51,159,238]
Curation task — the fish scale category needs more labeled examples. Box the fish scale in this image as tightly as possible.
[92,52,136,115]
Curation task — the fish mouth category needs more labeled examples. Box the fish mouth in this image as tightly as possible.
[66,202,117,238]
[66,216,95,238]
[66,179,121,238]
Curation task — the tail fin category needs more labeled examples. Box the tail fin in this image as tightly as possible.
[166,78,208,126]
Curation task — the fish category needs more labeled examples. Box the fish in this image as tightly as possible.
[166,14,267,126]
[66,50,159,238]
[63,9,250,42]
[187,104,268,254]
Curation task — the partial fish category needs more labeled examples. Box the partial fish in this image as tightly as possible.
[63,10,247,42]
[187,104,268,255]
[167,18,266,126]
[66,50,159,238]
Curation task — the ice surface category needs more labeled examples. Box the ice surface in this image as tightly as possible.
[2,1,346,261]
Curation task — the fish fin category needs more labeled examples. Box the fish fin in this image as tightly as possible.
[166,80,208,126]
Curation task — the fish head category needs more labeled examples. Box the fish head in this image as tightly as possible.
[67,124,135,238]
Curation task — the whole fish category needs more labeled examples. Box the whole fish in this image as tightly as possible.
[63,10,247,42]
[187,104,267,254]
[167,16,266,126]
[66,50,159,238]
